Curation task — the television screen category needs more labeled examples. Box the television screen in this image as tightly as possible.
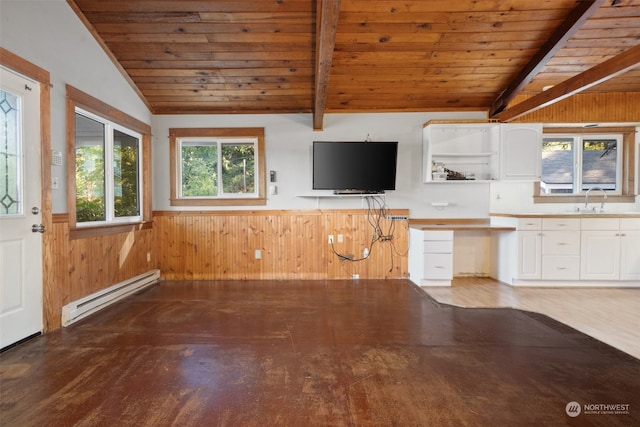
[312,141,398,193]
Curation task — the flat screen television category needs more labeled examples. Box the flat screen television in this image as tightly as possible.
[312,141,398,193]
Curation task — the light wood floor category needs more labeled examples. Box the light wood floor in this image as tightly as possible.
[422,278,640,360]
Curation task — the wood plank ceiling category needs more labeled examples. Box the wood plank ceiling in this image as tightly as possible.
[68,0,640,129]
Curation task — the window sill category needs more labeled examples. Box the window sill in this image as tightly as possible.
[170,197,267,207]
[69,221,153,240]
[533,195,636,204]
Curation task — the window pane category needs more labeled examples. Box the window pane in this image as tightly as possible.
[222,143,255,194]
[582,139,617,191]
[113,130,140,217]
[75,114,105,222]
[0,89,21,215]
[181,142,218,196]
[541,138,574,194]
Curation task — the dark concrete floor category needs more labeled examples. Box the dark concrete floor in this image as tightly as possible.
[1,279,638,426]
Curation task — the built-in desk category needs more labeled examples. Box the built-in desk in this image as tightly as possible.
[408,219,515,286]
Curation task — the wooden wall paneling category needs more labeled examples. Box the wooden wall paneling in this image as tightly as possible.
[153,210,409,281]
[511,92,640,123]
[45,215,154,330]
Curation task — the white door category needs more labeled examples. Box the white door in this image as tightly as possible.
[0,68,43,348]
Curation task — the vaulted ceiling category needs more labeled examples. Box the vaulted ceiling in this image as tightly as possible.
[68,0,640,129]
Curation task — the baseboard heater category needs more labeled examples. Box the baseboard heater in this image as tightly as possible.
[61,269,160,327]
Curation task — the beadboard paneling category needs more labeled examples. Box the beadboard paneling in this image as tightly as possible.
[511,92,640,123]
[45,214,155,330]
[154,209,409,281]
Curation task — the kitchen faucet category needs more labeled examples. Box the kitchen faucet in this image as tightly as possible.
[584,187,607,212]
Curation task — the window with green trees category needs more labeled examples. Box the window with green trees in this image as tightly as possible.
[75,109,141,224]
[170,128,266,206]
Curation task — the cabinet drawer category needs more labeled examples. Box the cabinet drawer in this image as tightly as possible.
[421,230,454,241]
[581,218,619,231]
[542,218,580,230]
[424,240,453,254]
[620,218,640,231]
[423,254,453,279]
[542,232,580,255]
[542,256,580,280]
[518,218,542,230]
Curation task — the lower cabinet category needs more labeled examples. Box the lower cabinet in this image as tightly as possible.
[500,215,640,285]
[581,219,640,281]
[409,228,454,286]
[620,230,640,280]
[580,230,620,280]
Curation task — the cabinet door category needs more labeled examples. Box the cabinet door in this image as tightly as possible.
[518,231,541,279]
[580,231,620,280]
[620,231,640,281]
[500,124,541,180]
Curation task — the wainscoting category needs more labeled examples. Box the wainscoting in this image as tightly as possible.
[153,209,409,281]
[45,215,155,330]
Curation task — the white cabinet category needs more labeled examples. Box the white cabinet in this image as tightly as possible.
[541,218,581,281]
[408,228,454,286]
[423,122,542,183]
[620,230,640,280]
[494,215,640,286]
[580,218,640,281]
[518,231,542,279]
[581,230,620,280]
[499,124,542,180]
[423,122,499,182]
[516,217,581,281]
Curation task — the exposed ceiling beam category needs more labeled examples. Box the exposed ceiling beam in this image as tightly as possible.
[493,44,640,122]
[313,0,341,131]
[489,0,606,118]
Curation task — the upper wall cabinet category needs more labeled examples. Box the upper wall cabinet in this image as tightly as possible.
[422,121,542,183]
[422,121,500,182]
[499,124,542,181]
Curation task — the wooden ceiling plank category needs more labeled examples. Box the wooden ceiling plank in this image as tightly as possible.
[313,0,341,131]
[489,0,606,117]
[339,1,579,13]
[494,44,640,121]
[339,10,572,24]
[73,0,314,13]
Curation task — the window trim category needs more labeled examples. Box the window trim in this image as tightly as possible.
[541,133,622,195]
[534,126,636,204]
[74,107,144,226]
[66,85,152,236]
[169,127,266,206]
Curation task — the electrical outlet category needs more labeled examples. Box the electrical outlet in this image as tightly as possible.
[352,274,359,280]
[337,234,343,243]
[328,235,334,244]
[363,248,369,258]
[255,249,262,259]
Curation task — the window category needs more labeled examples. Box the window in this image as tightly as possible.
[541,134,621,194]
[67,85,151,234]
[75,109,142,224]
[170,128,266,206]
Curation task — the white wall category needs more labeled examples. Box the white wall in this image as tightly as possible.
[1,0,151,213]
[152,112,493,218]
